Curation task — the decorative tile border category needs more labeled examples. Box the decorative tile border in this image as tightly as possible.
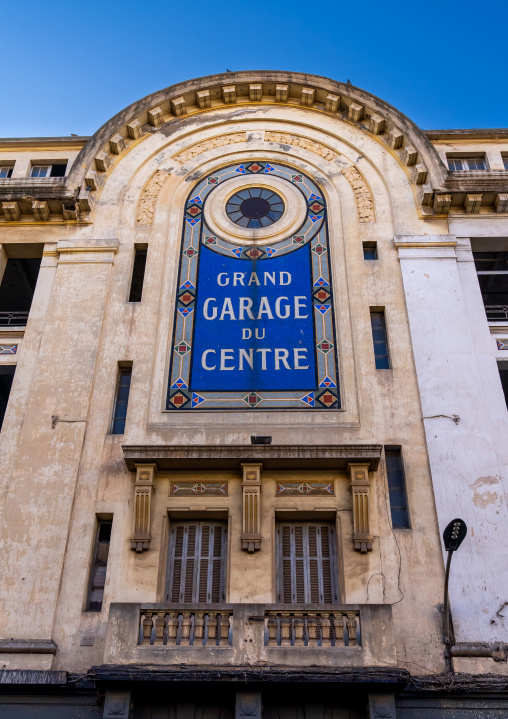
[170,481,228,496]
[0,344,17,355]
[496,339,508,350]
[276,481,335,496]
[166,161,340,411]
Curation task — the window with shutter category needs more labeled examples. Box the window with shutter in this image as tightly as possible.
[166,521,227,604]
[276,522,338,604]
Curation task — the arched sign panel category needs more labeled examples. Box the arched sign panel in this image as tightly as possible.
[166,161,340,410]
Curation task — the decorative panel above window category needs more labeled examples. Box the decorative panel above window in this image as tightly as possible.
[166,161,340,411]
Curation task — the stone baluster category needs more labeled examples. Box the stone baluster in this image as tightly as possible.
[176,613,184,645]
[162,613,170,645]
[142,612,152,643]
[207,613,217,644]
[346,612,359,646]
[155,612,166,644]
[332,613,344,646]
[167,612,178,645]
[194,611,204,645]
[307,615,318,646]
[188,613,196,645]
[181,611,192,645]
[219,613,230,645]
[294,615,304,646]
[321,614,331,647]
[280,612,291,646]
[149,614,157,645]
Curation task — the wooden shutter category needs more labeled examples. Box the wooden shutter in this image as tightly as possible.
[277,522,338,604]
[167,521,227,604]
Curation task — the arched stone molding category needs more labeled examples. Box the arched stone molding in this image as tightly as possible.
[133,126,378,228]
[66,71,448,216]
[93,104,425,243]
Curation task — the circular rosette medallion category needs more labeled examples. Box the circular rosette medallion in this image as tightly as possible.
[226,187,284,228]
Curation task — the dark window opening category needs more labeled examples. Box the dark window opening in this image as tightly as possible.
[385,447,410,529]
[110,366,132,434]
[0,167,13,179]
[128,248,147,302]
[499,365,508,410]
[0,366,15,430]
[50,163,67,177]
[363,241,378,260]
[276,521,339,604]
[87,519,112,611]
[503,156,508,171]
[370,310,390,369]
[0,257,42,326]
[473,251,508,321]
[166,521,227,603]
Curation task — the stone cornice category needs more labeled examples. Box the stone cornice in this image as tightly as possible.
[122,443,382,471]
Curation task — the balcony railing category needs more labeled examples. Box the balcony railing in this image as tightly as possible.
[104,603,395,668]
[0,311,28,327]
[265,610,360,647]
[139,609,233,647]
[485,305,508,321]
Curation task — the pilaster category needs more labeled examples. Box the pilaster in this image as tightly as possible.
[241,463,262,553]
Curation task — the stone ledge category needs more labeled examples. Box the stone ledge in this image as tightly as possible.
[122,444,382,471]
[0,639,57,655]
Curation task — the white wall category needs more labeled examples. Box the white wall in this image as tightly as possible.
[396,235,508,643]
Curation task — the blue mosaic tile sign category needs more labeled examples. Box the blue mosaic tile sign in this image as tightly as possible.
[166,161,340,411]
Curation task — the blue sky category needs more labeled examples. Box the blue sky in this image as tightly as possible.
[1,0,506,137]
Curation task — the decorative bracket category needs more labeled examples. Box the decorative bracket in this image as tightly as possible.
[348,463,373,553]
[131,463,156,552]
[241,463,262,553]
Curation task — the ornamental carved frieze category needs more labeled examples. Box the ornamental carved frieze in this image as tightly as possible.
[137,170,170,225]
[342,165,375,223]
[264,131,339,161]
[173,133,247,164]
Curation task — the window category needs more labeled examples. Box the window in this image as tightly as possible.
[110,366,132,434]
[503,156,508,171]
[86,519,112,611]
[128,247,147,302]
[447,156,486,171]
[0,166,13,179]
[498,363,508,409]
[473,251,508,321]
[30,163,67,178]
[0,256,42,326]
[363,241,378,260]
[166,521,227,603]
[385,448,410,529]
[0,366,15,430]
[276,522,339,604]
[370,309,390,369]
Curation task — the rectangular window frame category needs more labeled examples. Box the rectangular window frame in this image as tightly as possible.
[447,154,488,172]
[110,364,132,435]
[472,250,508,322]
[85,517,113,612]
[0,166,14,179]
[370,308,391,369]
[165,519,228,604]
[276,520,339,605]
[29,162,68,178]
[363,241,378,260]
[384,446,411,529]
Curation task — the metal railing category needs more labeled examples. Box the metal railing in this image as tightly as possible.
[139,609,233,647]
[0,311,28,326]
[264,610,360,647]
[485,305,508,321]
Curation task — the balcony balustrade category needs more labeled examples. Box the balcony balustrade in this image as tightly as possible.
[0,311,29,326]
[485,305,508,321]
[104,603,395,669]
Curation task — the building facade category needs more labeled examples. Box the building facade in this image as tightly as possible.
[0,71,507,717]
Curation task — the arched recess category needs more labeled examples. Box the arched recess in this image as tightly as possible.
[68,71,448,219]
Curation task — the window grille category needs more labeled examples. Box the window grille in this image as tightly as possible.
[473,252,508,321]
[448,156,486,171]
